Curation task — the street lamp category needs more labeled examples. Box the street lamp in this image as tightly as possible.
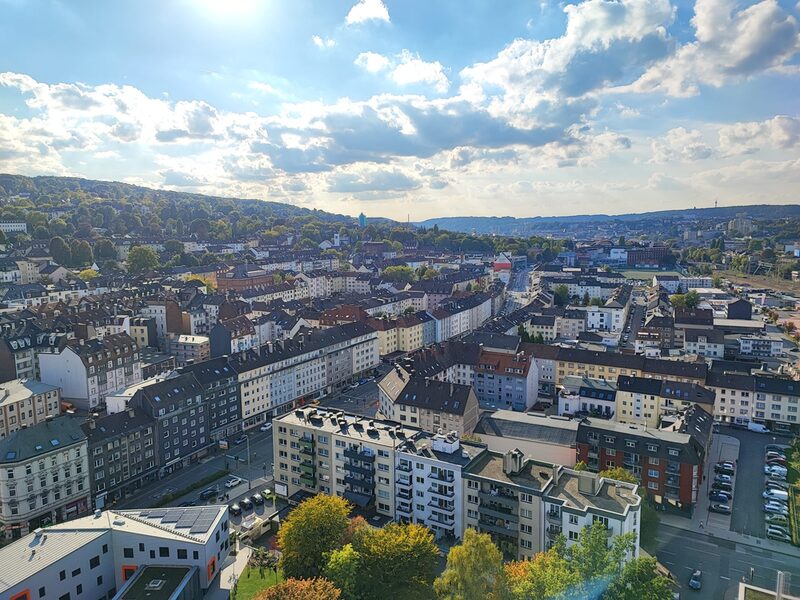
[242,423,252,491]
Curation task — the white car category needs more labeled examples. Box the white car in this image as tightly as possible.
[224,477,243,489]
[764,465,788,476]
[763,502,789,515]
[259,423,273,432]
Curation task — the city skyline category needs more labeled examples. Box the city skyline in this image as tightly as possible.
[0,0,798,220]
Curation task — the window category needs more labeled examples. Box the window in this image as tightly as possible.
[568,530,579,541]
[39,587,46,598]
[647,469,659,478]
[71,568,81,577]
[177,548,188,559]
[193,551,199,560]
[75,585,82,595]
[159,547,169,557]
[138,543,144,552]
[60,570,66,581]
[648,481,658,490]
[90,556,100,569]
[96,576,103,586]
[123,547,133,559]
[568,515,578,525]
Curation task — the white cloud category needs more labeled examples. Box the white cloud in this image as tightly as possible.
[650,127,713,162]
[630,0,800,96]
[354,51,391,73]
[312,35,336,49]
[345,0,389,25]
[391,50,449,93]
[718,115,800,154]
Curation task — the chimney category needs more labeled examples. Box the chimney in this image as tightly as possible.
[578,472,598,496]
[127,407,135,418]
[450,383,454,397]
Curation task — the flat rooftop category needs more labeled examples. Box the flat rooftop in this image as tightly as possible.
[277,407,420,448]
[465,451,553,491]
[547,470,640,515]
[120,565,194,600]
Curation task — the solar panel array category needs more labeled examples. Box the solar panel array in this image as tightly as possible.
[134,507,220,535]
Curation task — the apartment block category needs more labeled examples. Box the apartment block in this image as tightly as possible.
[615,375,715,428]
[683,329,724,358]
[177,358,241,441]
[739,335,785,358]
[0,415,90,540]
[0,379,61,439]
[0,505,230,600]
[168,334,210,367]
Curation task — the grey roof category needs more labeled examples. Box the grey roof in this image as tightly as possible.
[0,415,86,464]
[460,331,520,352]
[81,409,154,445]
[379,369,473,415]
[0,379,59,406]
[473,411,579,447]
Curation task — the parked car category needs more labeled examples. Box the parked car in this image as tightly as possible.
[229,503,242,516]
[714,474,733,484]
[225,477,243,489]
[251,494,264,505]
[765,458,787,468]
[765,451,786,460]
[709,503,732,515]
[709,491,732,503]
[765,481,789,492]
[767,524,790,537]
[766,527,792,543]
[199,486,219,500]
[716,460,735,469]
[765,444,789,453]
[178,500,198,507]
[712,482,733,493]
[241,497,253,510]
[765,514,789,527]
[763,502,789,515]
[748,422,770,433]
[259,423,273,432]
[688,570,702,590]
[764,465,788,476]
[234,435,248,445]
[766,472,788,483]
[714,464,734,476]
[763,489,790,502]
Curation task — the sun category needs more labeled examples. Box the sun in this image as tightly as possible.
[192,0,261,18]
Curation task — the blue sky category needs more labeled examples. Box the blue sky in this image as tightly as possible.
[0,0,798,219]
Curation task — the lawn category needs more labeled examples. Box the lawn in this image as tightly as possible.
[235,565,284,600]
[744,588,777,600]
[621,269,681,280]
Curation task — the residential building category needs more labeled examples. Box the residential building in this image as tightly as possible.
[575,405,713,509]
[378,368,480,435]
[131,374,211,476]
[0,415,90,540]
[39,333,143,411]
[683,329,725,358]
[739,335,785,358]
[81,408,158,509]
[0,325,67,383]
[615,375,715,428]
[557,376,616,419]
[463,448,640,560]
[0,505,230,600]
[168,334,210,366]
[0,221,27,234]
[177,358,241,441]
[473,349,539,411]
[0,379,61,439]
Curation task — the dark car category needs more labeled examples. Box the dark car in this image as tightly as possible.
[229,503,242,516]
[234,435,248,445]
[709,492,732,503]
[251,494,264,505]
[709,503,732,515]
[241,497,253,510]
[688,570,702,590]
[712,481,733,493]
[714,464,734,475]
[199,486,219,500]
[178,500,198,507]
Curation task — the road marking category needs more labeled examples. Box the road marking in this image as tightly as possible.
[720,576,730,580]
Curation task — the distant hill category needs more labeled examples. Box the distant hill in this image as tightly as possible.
[0,174,355,223]
[416,205,800,234]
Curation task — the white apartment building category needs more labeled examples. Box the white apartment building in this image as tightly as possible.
[0,415,90,540]
[39,333,143,411]
[0,505,230,600]
[739,335,785,358]
[0,379,61,439]
[0,221,27,234]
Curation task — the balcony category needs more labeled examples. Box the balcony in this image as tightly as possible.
[428,485,455,499]
[397,489,412,501]
[478,520,518,539]
[479,503,517,522]
[344,475,375,491]
[546,524,562,537]
[665,478,680,489]
[299,437,315,451]
[397,462,412,472]
[300,445,314,456]
[396,475,412,487]
[299,473,315,487]
[396,502,412,516]
[430,471,455,483]
[428,500,455,512]
[478,490,517,508]
[344,447,375,462]
[429,513,455,526]
[300,462,315,475]
[587,450,598,459]
[546,511,561,523]
[343,461,373,476]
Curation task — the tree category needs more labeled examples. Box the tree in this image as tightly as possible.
[683,290,701,309]
[33,225,49,239]
[382,265,416,286]
[49,236,71,266]
[617,235,626,247]
[78,269,99,282]
[505,543,578,600]
[94,238,117,260]
[583,291,591,306]
[355,523,438,600]
[126,245,160,274]
[278,494,351,579]
[598,467,637,485]
[553,284,569,307]
[70,239,93,267]
[256,578,341,600]
[574,461,588,471]
[604,556,673,600]
[324,544,363,599]
[566,521,634,584]
[434,529,511,600]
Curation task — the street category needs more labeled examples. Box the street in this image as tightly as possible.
[621,293,646,349]
[652,524,800,599]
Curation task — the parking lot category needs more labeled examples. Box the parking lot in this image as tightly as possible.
[725,427,794,541]
[319,377,381,417]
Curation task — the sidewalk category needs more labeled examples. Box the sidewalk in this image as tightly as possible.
[659,433,800,559]
[205,544,253,600]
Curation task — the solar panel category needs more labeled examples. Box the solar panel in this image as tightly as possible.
[202,508,219,519]
[146,509,167,518]
[189,518,214,534]
[161,509,184,523]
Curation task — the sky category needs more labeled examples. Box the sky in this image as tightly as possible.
[0,0,798,221]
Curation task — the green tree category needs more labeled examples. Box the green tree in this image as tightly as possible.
[256,578,341,600]
[94,238,117,260]
[434,529,511,600]
[70,239,93,267]
[126,245,160,274]
[669,294,686,309]
[604,556,673,600]
[583,291,591,305]
[49,236,71,266]
[566,521,634,584]
[354,523,438,600]
[532,333,545,344]
[278,494,351,579]
[553,284,569,306]
[0,230,6,244]
[33,225,50,239]
[505,542,578,600]
[683,289,701,309]
[78,268,99,282]
[382,265,416,286]
[324,544,363,599]
[574,461,588,471]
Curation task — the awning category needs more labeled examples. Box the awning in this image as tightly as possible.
[343,491,372,508]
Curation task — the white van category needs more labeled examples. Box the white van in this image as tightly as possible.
[762,489,789,502]
[748,422,769,433]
